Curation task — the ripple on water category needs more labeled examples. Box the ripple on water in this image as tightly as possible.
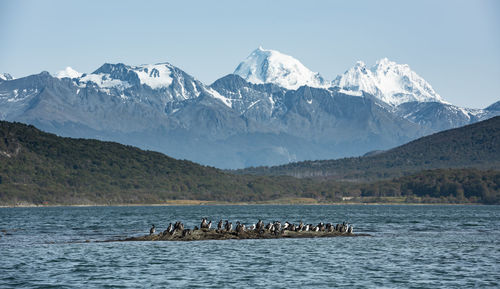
[0,205,499,288]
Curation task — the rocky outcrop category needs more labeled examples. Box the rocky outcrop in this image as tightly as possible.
[119,228,369,242]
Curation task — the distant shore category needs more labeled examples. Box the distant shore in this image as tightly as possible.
[0,198,484,208]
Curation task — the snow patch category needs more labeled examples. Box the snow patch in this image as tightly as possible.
[246,100,261,110]
[268,96,275,110]
[55,67,82,79]
[79,74,132,90]
[192,81,200,97]
[131,63,173,89]
[338,89,362,96]
[208,88,232,108]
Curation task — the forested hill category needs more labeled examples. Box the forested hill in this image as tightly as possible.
[1,121,499,205]
[237,116,500,180]
[0,121,244,204]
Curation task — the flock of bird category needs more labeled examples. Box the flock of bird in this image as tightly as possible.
[149,218,353,237]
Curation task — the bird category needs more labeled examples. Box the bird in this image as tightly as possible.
[207,220,212,229]
[274,221,282,232]
[236,222,245,233]
[217,220,223,231]
[256,220,264,230]
[283,222,290,230]
[163,223,173,235]
[149,224,156,235]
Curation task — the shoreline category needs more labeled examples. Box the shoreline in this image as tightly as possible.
[0,201,486,208]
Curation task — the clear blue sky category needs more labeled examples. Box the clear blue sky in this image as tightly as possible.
[1,0,499,108]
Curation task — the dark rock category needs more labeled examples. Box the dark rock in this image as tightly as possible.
[119,228,369,242]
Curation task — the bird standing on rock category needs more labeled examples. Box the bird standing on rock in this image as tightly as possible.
[256,220,264,230]
[163,223,173,235]
[150,224,156,235]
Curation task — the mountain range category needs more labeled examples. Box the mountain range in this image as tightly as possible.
[1,47,499,168]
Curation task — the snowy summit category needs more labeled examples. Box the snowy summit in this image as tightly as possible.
[55,67,82,79]
[0,73,14,81]
[234,46,328,90]
[333,58,444,106]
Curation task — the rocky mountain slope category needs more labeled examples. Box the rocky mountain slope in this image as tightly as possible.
[0,48,498,168]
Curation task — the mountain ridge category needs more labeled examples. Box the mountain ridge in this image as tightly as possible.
[0,48,499,168]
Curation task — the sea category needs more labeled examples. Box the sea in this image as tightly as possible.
[0,205,499,288]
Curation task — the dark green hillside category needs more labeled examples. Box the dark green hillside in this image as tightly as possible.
[0,121,302,204]
[0,121,498,205]
[237,116,500,180]
[355,169,500,204]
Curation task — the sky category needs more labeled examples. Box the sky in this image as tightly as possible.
[0,0,499,108]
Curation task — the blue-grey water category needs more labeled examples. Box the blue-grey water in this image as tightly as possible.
[0,205,499,288]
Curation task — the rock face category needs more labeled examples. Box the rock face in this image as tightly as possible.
[121,228,366,242]
[0,49,499,168]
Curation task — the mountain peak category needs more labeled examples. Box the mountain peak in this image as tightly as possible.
[485,100,500,111]
[0,73,14,81]
[333,58,444,106]
[55,67,82,79]
[355,60,367,68]
[375,57,392,66]
[233,47,328,90]
[82,62,176,89]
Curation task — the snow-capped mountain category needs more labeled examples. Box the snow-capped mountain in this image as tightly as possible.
[73,62,232,106]
[55,67,82,79]
[234,46,328,90]
[0,49,498,169]
[234,50,444,108]
[0,73,13,81]
[333,58,443,106]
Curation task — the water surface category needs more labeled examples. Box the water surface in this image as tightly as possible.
[1,205,499,288]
